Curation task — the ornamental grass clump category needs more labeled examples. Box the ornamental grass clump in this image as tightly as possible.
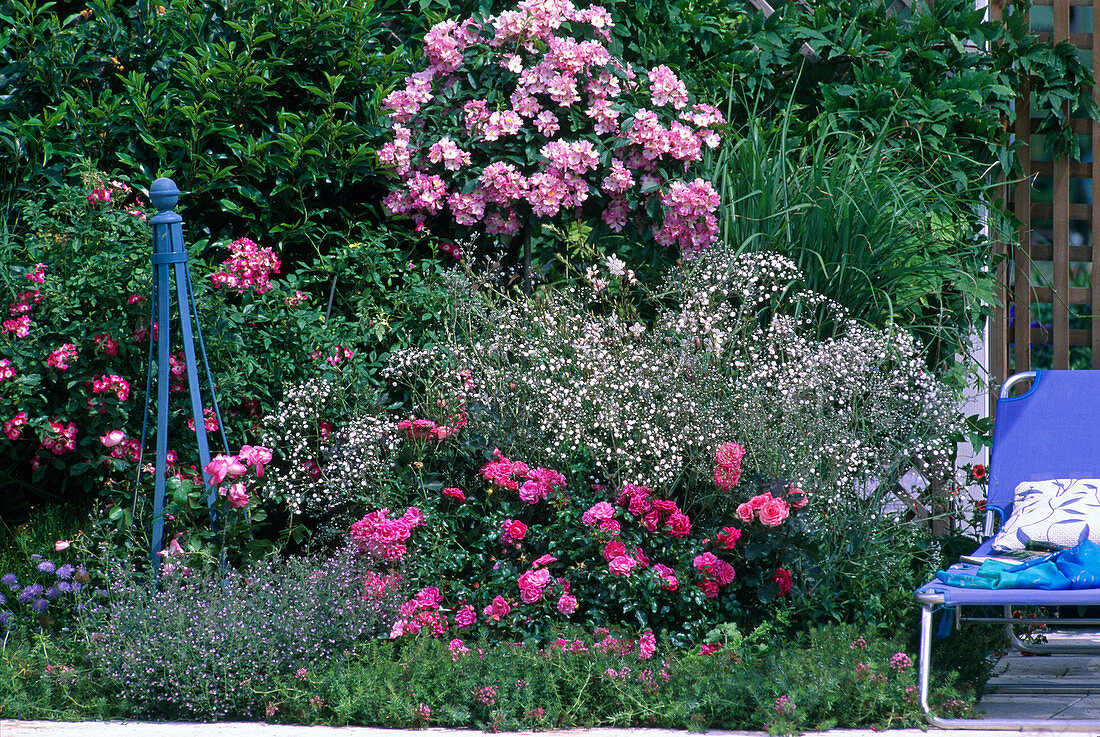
[83,552,400,720]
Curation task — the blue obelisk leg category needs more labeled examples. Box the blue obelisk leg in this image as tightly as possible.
[150,230,172,576]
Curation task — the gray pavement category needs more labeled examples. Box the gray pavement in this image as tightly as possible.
[5,633,1100,737]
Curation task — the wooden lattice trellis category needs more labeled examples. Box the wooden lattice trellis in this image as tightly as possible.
[989,0,1100,391]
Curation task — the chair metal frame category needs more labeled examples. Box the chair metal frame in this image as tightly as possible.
[915,370,1100,730]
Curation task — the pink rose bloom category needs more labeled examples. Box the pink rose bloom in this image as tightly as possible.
[713,464,741,491]
[225,455,249,479]
[416,586,443,609]
[666,512,691,538]
[204,454,233,485]
[239,445,273,476]
[100,429,125,447]
[759,498,790,527]
[787,486,808,509]
[700,643,721,655]
[403,506,425,527]
[715,441,745,467]
[774,567,793,595]
[694,552,718,573]
[603,540,626,561]
[224,482,249,509]
[714,560,735,586]
[641,510,662,532]
[748,493,772,511]
[716,526,741,550]
[701,579,720,598]
[598,518,620,535]
[556,593,578,615]
[454,604,476,629]
[633,547,650,567]
[501,519,527,547]
[581,501,615,527]
[653,563,678,591]
[482,595,511,621]
[639,631,656,660]
[443,486,466,501]
[532,554,557,567]
[519,478,550,504]
[735,502,755,523]
[54,540,70,552]
[608,555,636,577]
[651,499,678,516]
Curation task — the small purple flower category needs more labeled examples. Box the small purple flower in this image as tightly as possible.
[57,581,72,594]
[0,610,11,627]
[1,573,17,588]
[45,586,61,600]
[24,583,43,598]
[56,564,74,580]
[16,589,33,605]
[70,582,82,594]
[0,593,5,606]
[30,554,42,561]
[32,598,49,613]
[37,560,56,575]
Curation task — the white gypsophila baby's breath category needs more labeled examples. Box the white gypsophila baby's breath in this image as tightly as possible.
[386,244,961,518]
[259,378,401,518]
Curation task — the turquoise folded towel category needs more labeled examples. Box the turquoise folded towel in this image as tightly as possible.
[936,539,1100,589]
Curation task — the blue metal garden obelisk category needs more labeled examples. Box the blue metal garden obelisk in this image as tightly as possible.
[144,178,229,577]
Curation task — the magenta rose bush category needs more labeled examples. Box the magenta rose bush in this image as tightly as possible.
[379,0,724,273]
[344,439,810,645]
[0,177,415,556]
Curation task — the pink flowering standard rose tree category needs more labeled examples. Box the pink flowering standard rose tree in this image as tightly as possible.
[378,0,725,276]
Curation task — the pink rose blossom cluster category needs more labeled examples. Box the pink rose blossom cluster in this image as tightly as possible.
[90,374,130,402]
[9,290,42,316]
[4,411,27,440]
[186,408,220,433]
[737,487,806,527]
[25,263,47,283]
[379,0,723,258]
[481,449,565,502]
[101,431,143,463]
[46,343,78,370]
[517,566,550,602]
[93,332,119,355]
[654,178,721,260]
[601,539,649,578]
[693,551,735,598]
[482,594,512,621]
[2,315,31,337]
[712,441,744,492]
[397,411,467,442]
[210,237,281,295]
[610,483,691,538]
[391,586,450,638]
[0,358,14,382]
[168,352,187,392]
[40,419,78,455]
[651,562,679,591]
[350,506,424,561]
[202,445,273,510]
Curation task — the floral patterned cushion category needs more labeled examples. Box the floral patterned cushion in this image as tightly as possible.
[991,479,1100,552]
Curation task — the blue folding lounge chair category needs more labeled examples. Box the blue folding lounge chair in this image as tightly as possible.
[915,369,1100,730]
